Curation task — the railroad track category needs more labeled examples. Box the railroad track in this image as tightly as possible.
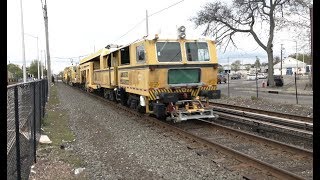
[174,119,312,179]
[209,102,313,123]
[63,83,312,179]
[205,102,313,140]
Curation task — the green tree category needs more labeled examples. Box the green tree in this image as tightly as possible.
[218,65,224,73]
[29,60,39,78]
[288,53,311,64]
[255,57,261,68]
[29,60,47,79]
[7,63,23,79]
[231,60,241,72]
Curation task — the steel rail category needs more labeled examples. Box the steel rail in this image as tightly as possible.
[209,101,313,123]
[196,118,313,156]
[152,120,307,180]
[210,106,313,131]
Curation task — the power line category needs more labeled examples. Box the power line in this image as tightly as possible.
[113,19,146,42]
[149,0,184,17]
[52,54,89,60]
[113,0,185,43]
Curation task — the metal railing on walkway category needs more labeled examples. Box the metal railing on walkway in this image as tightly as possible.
[7,79,48,180]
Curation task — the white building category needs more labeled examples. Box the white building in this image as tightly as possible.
[273,57,307,75]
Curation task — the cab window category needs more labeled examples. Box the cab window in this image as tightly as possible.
[156,42,182,62]
[136,45,145,62]
[185,42,210,61]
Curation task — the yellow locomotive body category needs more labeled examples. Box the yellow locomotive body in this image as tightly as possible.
[77,36,221,122]
[63,66,80,86]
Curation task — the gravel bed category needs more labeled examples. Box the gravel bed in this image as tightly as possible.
[57,83,244,179]
[214,118,313,150]
[213,96,313,118]
[30,83,313,179]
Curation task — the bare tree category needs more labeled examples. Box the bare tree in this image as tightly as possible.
[273,56,280,64]
[191,0,308,86]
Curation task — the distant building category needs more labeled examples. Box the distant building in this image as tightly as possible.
[223,64,231,74]
[273,57,308,75]
[260,65,268,73]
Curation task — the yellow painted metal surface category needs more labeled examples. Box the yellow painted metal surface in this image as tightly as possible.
[80,49,103,65]
[63,66,80,84]
[117,67,150,96]
[74,38,219,100]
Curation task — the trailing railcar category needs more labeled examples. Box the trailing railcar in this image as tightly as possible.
[63,66,80,86]
[77,33,221,122]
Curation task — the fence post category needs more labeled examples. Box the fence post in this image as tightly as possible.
[14,86,22,180]
[294,72,298,104]
[256,73,259,98]
[39,81,42,119]
[42,81,45,117]
[227,73,230,98]
[33,82,37,163]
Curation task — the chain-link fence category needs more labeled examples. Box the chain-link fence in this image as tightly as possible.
[220,73,313,104]
[7,79,48,180]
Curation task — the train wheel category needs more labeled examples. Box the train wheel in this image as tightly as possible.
[137,105,146,113]
[120,94,128,106]
[109,91,116,102]
[103,89,109,99]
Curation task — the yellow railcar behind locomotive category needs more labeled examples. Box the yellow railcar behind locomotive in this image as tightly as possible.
[63,66,80,86]
[78,34,221,122]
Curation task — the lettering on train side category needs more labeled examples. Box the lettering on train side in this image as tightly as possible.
[120,72,128,78]
[120,79,129,85]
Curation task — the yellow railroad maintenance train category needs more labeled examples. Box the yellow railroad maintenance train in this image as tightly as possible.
[62,65,80,86]
[63,28,221,122]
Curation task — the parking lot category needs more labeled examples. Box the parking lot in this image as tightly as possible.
[216,75,313,105]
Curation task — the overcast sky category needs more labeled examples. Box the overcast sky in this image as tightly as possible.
[7,0,306,74]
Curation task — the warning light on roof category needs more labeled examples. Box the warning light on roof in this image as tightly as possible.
[177,26,186,39]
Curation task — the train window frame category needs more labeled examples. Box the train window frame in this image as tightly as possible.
[136,45,146,63]
[120,46,130,65]
[155,41,182,63]
[167,68,201,85]
[184,41,210,62]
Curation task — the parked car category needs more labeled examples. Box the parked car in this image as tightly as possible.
[257,73,267,79]
[267,75,283,86]
[218,74,227,84]
[230,74,241,80]
[246,74,257,80]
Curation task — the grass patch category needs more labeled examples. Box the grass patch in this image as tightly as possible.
[41,84,86,168]
[251,96,262,101]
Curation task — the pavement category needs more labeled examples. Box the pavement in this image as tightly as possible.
[233,75,313,96]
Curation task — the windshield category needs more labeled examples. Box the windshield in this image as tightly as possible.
[185,42,210,61]
[156,42,182,62]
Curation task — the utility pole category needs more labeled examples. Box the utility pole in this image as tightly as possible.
[37,37,40,79]
[25,33,40,79]
[295,41,298,74]
[19,0,27,82]
[227,57,230,73]
[146,10,149,36]
[42,0,51,96]
[41,50,44,78]
[280,44,283,76]
[310,6,313,89]
[44,50,47,71]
